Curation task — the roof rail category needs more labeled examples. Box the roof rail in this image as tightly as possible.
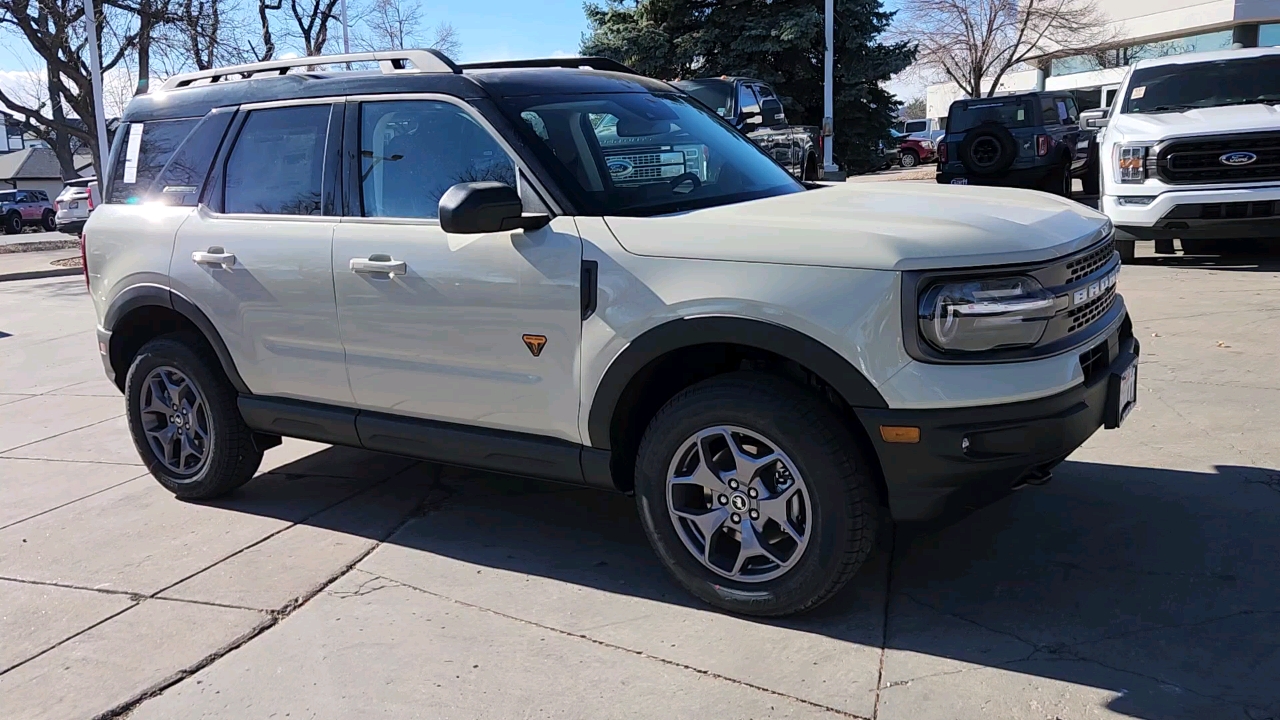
[159,49,460,91]
[458,57,638,75]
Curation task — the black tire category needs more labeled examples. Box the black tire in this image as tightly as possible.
[41,210,56,232]
[633,373,879,617]
[899,150,919,168]
[958,123,1018,176]
[1044,162,1071,198]
[2,212,20,235]
[1118,238,1136,263]
[124,332,263,500]
[802,154,819,181]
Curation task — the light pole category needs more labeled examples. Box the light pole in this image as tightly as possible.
[822,0,837,178]
[341,0,351,54]
[82,0,111,179]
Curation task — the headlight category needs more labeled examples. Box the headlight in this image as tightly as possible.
[1116,144,1150,183]
[918,277,1058,353]
[921,141,934,149]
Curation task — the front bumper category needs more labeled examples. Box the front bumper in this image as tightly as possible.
[1104,184,1280,240]
[857,316,1138,523]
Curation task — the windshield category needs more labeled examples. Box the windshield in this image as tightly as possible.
[1123,56,1280,114]
[501,92,803,217]
[672,79,734,118]
[947,98,1033,133]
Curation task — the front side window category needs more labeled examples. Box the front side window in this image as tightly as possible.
[1123,56,1280,114]
[107,118,200,204]
[224,105,330,215]
[0,192,13,204]
[737,84,761,114]
[502,92,804,217]
[359,100,516,219]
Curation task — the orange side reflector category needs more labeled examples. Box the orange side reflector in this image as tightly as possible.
[880,426,920,444]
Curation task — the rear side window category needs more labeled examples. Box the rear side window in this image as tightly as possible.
[948,99,1032,133]
[107,118,199,203]
[904,120,927,134]
[152,112,234,206]
[224,105,330,215]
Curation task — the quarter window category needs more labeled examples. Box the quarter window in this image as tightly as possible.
[107,118,199,204]
[224,105,330,215]
[359,100,516,219]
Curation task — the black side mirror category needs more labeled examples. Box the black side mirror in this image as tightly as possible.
[760,99,786,127]
[438,182,550,234]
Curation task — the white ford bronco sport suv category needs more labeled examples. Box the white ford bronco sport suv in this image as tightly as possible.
[85,51,1138,616]
[1096,47,1280,261]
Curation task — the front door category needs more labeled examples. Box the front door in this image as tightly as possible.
[332,97,582,442]
[169,101,352,404]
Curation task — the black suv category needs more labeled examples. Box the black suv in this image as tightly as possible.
[937,92,1098,197]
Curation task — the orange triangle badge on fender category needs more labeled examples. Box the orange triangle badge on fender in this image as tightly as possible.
[522,334,548,357]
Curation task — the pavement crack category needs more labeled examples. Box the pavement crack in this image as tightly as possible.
[896,593,1043,654]
[0,474,148,531]
[96,463,450,720]
[872,522,895,720]
[1064,609,1280,649]
[371,571,872,719]
[0,413,125,456]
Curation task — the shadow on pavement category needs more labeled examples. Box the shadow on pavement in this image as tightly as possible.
[1130,252,1280,273]
[209,447,1280,720]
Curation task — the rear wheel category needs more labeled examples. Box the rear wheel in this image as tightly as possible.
[2,212,20,235]
[41,210,55,232]
[1118,238,1136,263]
[633,373,878,617]
[899,150,919,168]
[802,154,819,181]
[125,333,263,499]
[1044,162,1071,198]
[1082,158,1100,196]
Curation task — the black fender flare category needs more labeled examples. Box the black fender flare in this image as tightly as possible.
[586,316,887,449]
[104,285,250,394]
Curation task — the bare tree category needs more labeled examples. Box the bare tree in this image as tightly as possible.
[903,96,927,119]
[896,0,1117,99]
[286,0,340,56]
[353,0,458,58]
[0,0,138,174]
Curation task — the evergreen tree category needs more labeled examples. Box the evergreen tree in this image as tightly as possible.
[581,0,914,172]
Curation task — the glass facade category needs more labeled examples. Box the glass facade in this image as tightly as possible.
[1049,30,1235,78]
[1262,23,1280,47]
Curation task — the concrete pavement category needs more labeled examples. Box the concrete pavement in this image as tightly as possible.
[1,247,1278,719]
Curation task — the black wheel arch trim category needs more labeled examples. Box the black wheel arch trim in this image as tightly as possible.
[103,285,250,394]
[586,316,888,450]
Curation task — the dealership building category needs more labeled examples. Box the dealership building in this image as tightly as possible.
[923,0,1280,122]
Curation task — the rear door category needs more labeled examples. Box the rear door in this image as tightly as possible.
[169,100,353,404]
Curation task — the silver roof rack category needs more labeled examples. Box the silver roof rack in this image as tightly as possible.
[159,49,460,91]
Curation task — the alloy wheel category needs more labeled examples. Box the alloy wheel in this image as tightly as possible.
[665,425,812,582]
[139,366,211,477]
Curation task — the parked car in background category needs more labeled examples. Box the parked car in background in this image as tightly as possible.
[936,92,1098,198]
[0,188,55,234]
[673,77,822,180]
[889,129,936,168]
[1093,46,1280,262]
[56,177,96,234]
[896,117,945,144]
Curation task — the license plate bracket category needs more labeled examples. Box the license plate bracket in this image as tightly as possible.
[1104,358,1138,429]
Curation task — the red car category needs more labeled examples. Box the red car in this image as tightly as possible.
[0,188,56,234]
[889,130,937,168]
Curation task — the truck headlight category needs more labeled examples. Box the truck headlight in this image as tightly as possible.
[1116,144,1150,183]
[918,277,1058,353]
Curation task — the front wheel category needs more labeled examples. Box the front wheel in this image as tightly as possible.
[2,212,20,235]
[899,150,919,168]
[124,332,263,499]
[634,373,879,617]
[1044,163,1071,198]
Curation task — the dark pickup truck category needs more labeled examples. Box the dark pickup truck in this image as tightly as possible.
[672,77,822,181]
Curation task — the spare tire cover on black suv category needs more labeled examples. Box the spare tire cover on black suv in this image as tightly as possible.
[959,122,1018,176]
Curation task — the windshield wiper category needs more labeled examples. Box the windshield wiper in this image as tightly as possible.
[1198,97,1280,108]
[1135,105,1201,114]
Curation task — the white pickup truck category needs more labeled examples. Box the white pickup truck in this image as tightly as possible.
[1093,46,1280,261]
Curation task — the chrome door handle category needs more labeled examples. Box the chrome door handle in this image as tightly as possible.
[350,256,407,277]
[192,248,235,269]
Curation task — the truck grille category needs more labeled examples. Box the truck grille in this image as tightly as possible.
[1065,236,1115,283]
[1157,132,1280,185]
[1164,201,1279,221]
[1067,284,1116,333]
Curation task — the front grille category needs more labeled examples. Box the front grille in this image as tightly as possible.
[1164,201,1279,221]
[1157,132,1280,185]
[1065,236,1115,283]
[1067,284,1117,333]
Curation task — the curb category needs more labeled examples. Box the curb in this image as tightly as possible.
[0,267,82,283]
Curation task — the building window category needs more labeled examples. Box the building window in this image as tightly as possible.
[1049,30,1234,78]
[1261,23,1280,47]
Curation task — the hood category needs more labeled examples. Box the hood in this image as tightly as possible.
[1110,104,1280,139]
[604,182,1109,272]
